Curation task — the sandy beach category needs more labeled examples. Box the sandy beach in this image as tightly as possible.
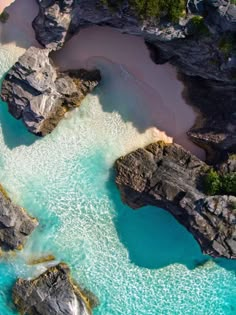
[0,0,39,49]
[53,26,205,159]
[0,0,14,14]
[0,0,205,159]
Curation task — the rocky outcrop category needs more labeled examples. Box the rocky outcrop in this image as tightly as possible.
[33,0,76,50]
[178,74,236,164]
[31,0,236,160]
[13,263,97,315]
[188,0,236,32]
[1,47,101,136]
[32,1,236,79]
[115,142,236,259]
[0,184,37,251]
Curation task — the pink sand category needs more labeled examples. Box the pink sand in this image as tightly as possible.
[0,0,14,14]
[0,0,204,159]
[53,27,204,159]
[0,0,39,48]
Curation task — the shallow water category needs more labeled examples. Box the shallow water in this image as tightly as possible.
[0,45,235,315]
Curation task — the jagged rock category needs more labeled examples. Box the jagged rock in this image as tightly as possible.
[33,0,76,50]
[187,0,205,14]
[1,47,101,136]
[13,263,97,315]
[0,184,37,251]
[179,75,236,163]
[218,155,236,174]
[206,0,236,32]
[32,1,236,82]
[115,142,236,259]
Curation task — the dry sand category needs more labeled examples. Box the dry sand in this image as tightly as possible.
[0,0,204,159]
[0,0,15,14]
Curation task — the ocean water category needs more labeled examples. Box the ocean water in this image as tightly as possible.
[0,45,235,315]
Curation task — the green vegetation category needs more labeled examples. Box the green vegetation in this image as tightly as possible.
[189,16,210,36]
[231,0,236,5]
[101,0,187,22]
[219,34,236,58]
[0,10,9,23]
[204,169,236,196]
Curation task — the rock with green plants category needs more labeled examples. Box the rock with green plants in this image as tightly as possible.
[115,142,236,259]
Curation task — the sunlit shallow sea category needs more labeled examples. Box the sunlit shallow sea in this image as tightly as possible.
[0,44,235,315]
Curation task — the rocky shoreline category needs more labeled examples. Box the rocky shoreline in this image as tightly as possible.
[115,142,236,259]
[5,0,235,161]
[0,0,235,314]
[0,184,37,251]
[1,47,101,136]
[13,263,97,315]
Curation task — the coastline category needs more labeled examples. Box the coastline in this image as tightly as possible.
[1,0,204,159]
[52,26,205,159]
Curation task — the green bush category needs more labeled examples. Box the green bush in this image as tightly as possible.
[189,16,210,36]
[0,10,9,23]
[219,34,236,58]
[221,173,236,195]
[204,169,221,195]
[204,169,236,196]
[101,0,187,22]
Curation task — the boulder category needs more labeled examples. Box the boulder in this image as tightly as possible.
[33,0,76,50]
[1,47,101,136]
[115,142,236,259]
[0,185,37,251]
[13,263,97,315]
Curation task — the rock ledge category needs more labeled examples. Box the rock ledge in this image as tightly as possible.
[1,47,101,136]
[115,142,236,259]
[0,184,37,251]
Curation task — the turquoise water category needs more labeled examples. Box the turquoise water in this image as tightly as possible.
[0,46,235,315]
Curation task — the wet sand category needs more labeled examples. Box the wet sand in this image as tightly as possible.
[0,0,205,159]
[53,26,205,159]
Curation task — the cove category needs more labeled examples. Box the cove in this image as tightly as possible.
[0,1,235,314]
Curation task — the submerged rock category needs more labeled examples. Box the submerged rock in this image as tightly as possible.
[1,47,101,136]
[0,184,37,251]
[13,263,97,315]
[115,142,236,259]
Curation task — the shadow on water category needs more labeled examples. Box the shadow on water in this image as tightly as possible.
[107,169,236,272]
[0,101,38,149]
[92,60,151,134]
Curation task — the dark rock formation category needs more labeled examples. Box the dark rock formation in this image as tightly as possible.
[179,74,236,164]
[13,263,97,315]
[0,184,37,251]
[188,0,236,32]
[32,1,236,161]
[32,0,236,80]
[1,47,101,136]
[33,0,76,50]
[115,142,236,259]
